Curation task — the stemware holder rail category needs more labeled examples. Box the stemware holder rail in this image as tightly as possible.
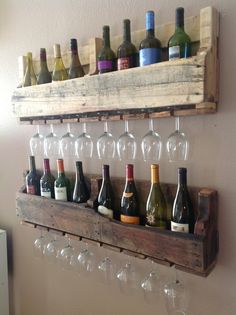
[16,176,218,277]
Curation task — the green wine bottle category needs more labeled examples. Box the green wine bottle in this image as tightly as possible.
[68,38,85,79]
[37,48,52,84]
[98,25,116,73]
[54,159,71,201]
[40,158,55,198]
[23,52,37,87]
[139,11,162,66]
[52,44,68,81]
[168,7,191,60]
[98,165,115,219]
[73,161,89,203]
[120,164,140,224]
[117,19,137,70]
[171,168,195,233]
[26,156,40,195]
[146,164,167,228]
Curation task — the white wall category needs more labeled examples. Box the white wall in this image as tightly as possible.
[0,0,236,314]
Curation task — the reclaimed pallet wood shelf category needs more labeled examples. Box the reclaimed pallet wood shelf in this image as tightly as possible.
[12,6,219,125]
[16,175,218,277]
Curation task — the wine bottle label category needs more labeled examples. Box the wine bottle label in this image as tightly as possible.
[123,192,133,198]
[121,214,140,224]
[169,45,180,60]
[139,48,161,66]
[117,57,130,70]
[98,60,113,71]
[171,221,189,233]
[98,205,113,219]
[41,190,52,198]
[55,187,67,201]
[27,185,36,195]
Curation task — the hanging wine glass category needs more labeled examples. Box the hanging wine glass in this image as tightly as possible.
[116,261,139,294]
[29,125,44,156]
[59,123,76,157]
[166,117,189,162]
[33,230,50,259]
[57,235,75,270]
[97,256,116,285]
[43,234,65,264]
[97,121,116,159]
[44,124,60,158]
[117,120,137,161]
[141,119,162,161]
[75,123,93,159]
[76,242,96,276]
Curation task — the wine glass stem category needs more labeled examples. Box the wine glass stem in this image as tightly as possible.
[83,122,87,133]
[125,120,129,133]
[104,121,108,133]
[175,117,180,132]
[36,124,40,134]
[50,124,54,133]
[149,119,154,132]
[67,123,71,133]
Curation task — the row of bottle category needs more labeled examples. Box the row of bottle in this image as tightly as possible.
[26,156,195,234]
[21,7,191,86]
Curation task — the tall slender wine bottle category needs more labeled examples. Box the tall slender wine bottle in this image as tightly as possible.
[37,48,52,84]
[139,11,161,66]
[68,38,85,79]
[98,165,115,219]
[26,156,40,195]
[98,25,116,73]
[40,158,55,198]
[146,164,167,228]
[171,168,195,233]
[23,52,37,87]
[73,161,89,203]
[168,7,191,60]
[117,19,137,70]
[52,44,68,81]
[54,159,71,201]
[120,164,140,224]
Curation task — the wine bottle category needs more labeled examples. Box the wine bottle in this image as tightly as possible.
[37,48,52,84]
[117,19,137,70]
[68,38,85,79]
[23,52,37,87]
[146,164,167,228]
[120,164,140,224]
[98,165,115,219]
[171,168,195,233]
[139,11,162,66]
[73,161,89,203]
[54,159,71,201]
[52,44,68,81]
[40,158,55,198]
[26,156,40,195]
[98,25,116,73]
[168,7,191,60]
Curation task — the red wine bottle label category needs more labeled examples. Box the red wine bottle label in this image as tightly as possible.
[98,205,113,219]
[117,57,130,70]
[121,214,140,225]
[123,192,133,198]
[41,190,52,198]
[98,60,113,72]
[169,45,180,60]
[171,221,189,233]
[27,185,36,195]
[55,187,67,201]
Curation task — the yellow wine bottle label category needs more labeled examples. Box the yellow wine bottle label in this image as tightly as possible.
[123,192,133,198]
[121,215,140,225]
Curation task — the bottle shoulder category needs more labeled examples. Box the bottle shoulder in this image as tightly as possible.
[168,30,191,46]
[117,41,137,57]
[98,47,116,60]
[139,36,161,49]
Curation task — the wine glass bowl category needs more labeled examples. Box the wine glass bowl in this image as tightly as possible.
[97,256,116,284]
[44,124,60,158]
[116,262,139,294]
[29,125,44,156]
[141,119,162,161]
[75,123,93,159]
[117,120,137,161]
[59,123,76,157]
[97,121,116,159]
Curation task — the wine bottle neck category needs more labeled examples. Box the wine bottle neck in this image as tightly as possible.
[76,162,84,181]
[126,164,134,181]
[43,159,51,174]
[123,19,131,42]
[29,156,36,172]
[57,159,65,175]
[102,165,110,181]
[103,26,111,48]
[178,171,187,186]
[176,7,185,29]
[151,168,159,184]
[146,11,155,36]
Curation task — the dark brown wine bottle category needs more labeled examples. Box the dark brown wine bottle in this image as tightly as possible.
[98,165,115,219]
[26,156,40,195]
[97,25,116,73]
[73,161,89,203]
[40,158,55,198]
[120,164,140,224]
[37,48,52,84]
[117,19,137,70]
[68,38,85,79]
[171,168,195,233]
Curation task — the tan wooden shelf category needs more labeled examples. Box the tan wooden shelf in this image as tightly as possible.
[11,6,219,125]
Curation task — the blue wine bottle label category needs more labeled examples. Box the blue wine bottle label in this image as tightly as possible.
[139,48,161,66]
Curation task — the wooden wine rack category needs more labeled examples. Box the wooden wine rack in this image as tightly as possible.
[16,175,218,277]
[11,6,219,125]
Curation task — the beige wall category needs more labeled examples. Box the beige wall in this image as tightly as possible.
[0,0,236,314]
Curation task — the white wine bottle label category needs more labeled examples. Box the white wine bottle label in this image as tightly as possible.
[98,205,113,219]
[55,187,67,201]
[41,190,52,198]
[171,221,189,233]
[169,45,180,60]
